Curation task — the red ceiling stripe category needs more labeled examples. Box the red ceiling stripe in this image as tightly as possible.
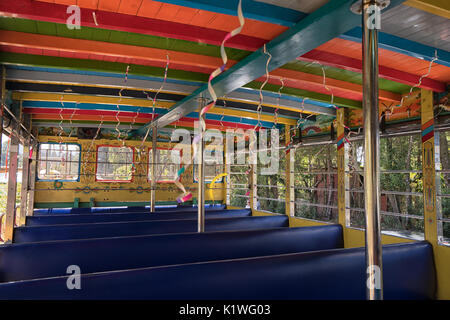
[1,0,268,50]
[300,50,446,92]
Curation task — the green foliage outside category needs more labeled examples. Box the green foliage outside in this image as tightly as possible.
[228,130,449,242]
[294,144,338,223]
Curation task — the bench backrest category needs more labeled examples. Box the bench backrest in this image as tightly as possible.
[33,204,226,215]
[13,215,289,243]
[26,209,251,226]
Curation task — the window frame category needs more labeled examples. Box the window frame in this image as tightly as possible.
[95,144,135,183]
[345,133,425,239]
[193,148,225,183]
[293,143,338,223]
[37,142,81,182]
[147,147,182,184]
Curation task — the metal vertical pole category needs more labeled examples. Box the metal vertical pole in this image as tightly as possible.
[249,130,257,211]
[18,137,30,225]
[225,135,231,206]
[285,125,294,216]
[337,108,348,226]
[18,114,31,225]
[0,66,5,177]
[150,127,157,212]
[27,140,37,217]
[197,98,206,232]
[3,109,21,242]
[361,0,384,300]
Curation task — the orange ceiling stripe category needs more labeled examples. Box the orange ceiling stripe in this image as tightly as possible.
[318,38,450,83]
[98,0,121,13]
[76,0,98,10]
[0,31,400,102]
[0,30,225,70]
[37,0,287,40]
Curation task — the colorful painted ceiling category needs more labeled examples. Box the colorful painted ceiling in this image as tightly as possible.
[0,0,449,135]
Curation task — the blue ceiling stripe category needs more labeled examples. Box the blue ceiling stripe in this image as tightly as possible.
[23,101,278,127]
[8,65,335,110]
[22,101,167,114]
[153,0,305,26]
[341,27,450,68]
[186,111,276,128]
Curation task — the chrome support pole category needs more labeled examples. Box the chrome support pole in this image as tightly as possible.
[27,141,37,216]
[150,127,157,212]
[3,112,20,242]
[362,0,384,300]
[197,98,206,232]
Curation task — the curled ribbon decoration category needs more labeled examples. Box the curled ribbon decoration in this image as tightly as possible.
[175,0,245,203]
[396,50,438,110]
[208,173,227,204]
[138,55,170,164]
[115,65,130,145]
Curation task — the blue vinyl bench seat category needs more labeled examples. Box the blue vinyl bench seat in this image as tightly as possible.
[25,209,251,226]
[0,242,435,300]
[13,215,289,243]
[0,225,343,283]
[33,204,226,215]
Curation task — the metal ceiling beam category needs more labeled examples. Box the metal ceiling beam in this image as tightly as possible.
[144,0,405,130]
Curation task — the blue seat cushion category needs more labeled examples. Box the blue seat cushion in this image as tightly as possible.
[0,242,435,300]
[0,225,343,282]
[33,204,226,215]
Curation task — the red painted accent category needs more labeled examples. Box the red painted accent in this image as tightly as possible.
[421,118,434,130]
[299,50,446,92]
[0,0,266,51]
[317,38,450,83]
[23,107,155,118]
[422,131,434,143]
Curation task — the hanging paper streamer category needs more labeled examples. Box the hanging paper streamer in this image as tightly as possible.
[244,43,272,201]
[396,50,438,110]
[114,65,130,145]
[92,12,99,26]
[82,115,104,174]
[138,54,170,164]
[175,0,245,203]
[67,107,77,138]
[208,173,227,204]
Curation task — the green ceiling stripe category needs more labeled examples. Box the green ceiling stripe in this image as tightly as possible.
[0,17,410,94]
[1,52,361,108]
[282,60,411,93]
[246,82,362,109]
[0,52,209,83]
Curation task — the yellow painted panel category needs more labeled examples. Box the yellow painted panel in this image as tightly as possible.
[405,0,450,19]
[252,209,277,217]
[35,135,224,204]
[289,216,330,227]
